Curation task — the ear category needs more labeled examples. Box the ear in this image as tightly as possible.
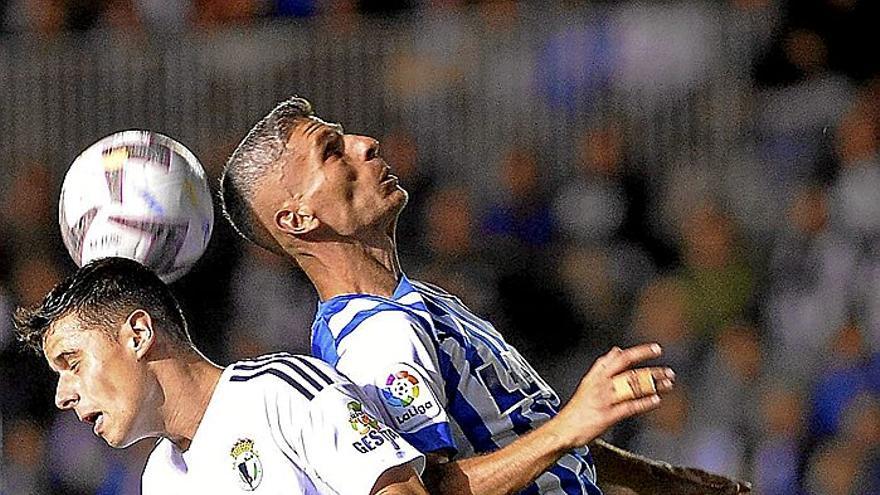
[123,309,155,360]
[275,204,320,236]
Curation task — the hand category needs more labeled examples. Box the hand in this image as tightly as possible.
[552,344,675,449]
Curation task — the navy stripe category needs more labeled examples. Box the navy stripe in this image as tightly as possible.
[517,482,541,495]
[426,295,599,494]
[335,302,402,345]
[230,368,315,400]
[506,395,538,437]
[436,345,500,452]
[331,301,436,351]
[440,301,508,354]
[312,323,340,366]
[548,461,596,495]
[399,422,456,455]
[415,282,507,347]
[233,358,325,393]
[288,355,335,386]
[317,294,393,322]
[238,352,293,364]
[423,298,506,359]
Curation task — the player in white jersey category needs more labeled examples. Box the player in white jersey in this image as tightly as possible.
[13,257,428,495]
[219,97,748,494]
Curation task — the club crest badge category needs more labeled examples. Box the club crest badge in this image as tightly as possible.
[347,400,381,435]
[346,401,405,455]
[230,438,263,491]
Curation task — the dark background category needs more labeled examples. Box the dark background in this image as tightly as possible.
[0,1,878,493]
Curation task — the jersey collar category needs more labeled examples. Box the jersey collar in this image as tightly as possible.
[316,273,414,314]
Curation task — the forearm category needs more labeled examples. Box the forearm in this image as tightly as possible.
[423,344,673,495]
[424,420,576,495]
[370,465,430,495]
[373,477,430,495]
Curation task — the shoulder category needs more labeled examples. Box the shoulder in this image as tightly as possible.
[318,296,424,339]
[227,353,343,403]
[332,309,432,362]
[315,300,430,353]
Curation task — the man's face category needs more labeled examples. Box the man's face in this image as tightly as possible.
[275,118,408,238]
[43,314,154,448]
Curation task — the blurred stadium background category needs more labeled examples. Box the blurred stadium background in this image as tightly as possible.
[0,0,878,493]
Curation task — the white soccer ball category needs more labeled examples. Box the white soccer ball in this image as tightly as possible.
[59,130,214,283]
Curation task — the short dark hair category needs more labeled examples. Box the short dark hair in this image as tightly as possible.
[220,96,316,255]
[13,257,192,353]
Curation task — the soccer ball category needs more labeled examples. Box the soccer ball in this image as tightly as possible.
[59,130,214,283]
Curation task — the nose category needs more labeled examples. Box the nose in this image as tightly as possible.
[347,135,380,162]
[55,373,79,410]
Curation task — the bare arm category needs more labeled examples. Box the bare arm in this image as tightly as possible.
[420,418,577,495]
[422,344,675,495]
[370,464,430,495]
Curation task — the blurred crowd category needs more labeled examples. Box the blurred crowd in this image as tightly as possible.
[2,0,880,494]
[0,0,519,36]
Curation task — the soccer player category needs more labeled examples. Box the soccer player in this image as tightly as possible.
[218,97,743,495]
[13,257,429,495]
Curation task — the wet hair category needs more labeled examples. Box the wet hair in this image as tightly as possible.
[219,96,316,255]
[13,257,192,353]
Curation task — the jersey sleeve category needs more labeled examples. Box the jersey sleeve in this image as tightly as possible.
[333,309,457,456]
[276,381,425,495]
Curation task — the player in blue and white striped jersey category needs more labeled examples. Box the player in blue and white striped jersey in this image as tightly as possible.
[13,258,428,495]
[221,97,684,495]
[311,276,620,494]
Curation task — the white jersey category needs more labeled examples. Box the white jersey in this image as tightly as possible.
[312,277,601,495]
[141,353,424,495]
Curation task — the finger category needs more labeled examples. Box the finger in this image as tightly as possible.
[611,369,657,402]
[610,394,662,420]
[649,367,675,392]
[602,343,662,378]
[592,346,621,372]
[656,378,675,393]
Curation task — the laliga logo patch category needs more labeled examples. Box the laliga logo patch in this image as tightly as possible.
[230,438,263,491]
[381,369,438,429]
[382,370,420,407]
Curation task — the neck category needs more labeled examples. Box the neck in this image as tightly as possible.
[154,350,223,451]
[297,234,401,301]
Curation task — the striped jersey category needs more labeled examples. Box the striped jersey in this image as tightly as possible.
[312,276,601,495]
[141,353,424,495]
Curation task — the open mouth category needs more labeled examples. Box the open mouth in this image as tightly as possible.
[380,167,398,184]
[82,412,105,434]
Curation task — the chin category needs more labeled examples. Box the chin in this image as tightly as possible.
[390,187,409,212]
[102,434,124,448]
[101,422,134,449]
[106,433,140,449]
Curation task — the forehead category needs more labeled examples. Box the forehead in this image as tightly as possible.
[43,314,108,360]
[286,117,344,151]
